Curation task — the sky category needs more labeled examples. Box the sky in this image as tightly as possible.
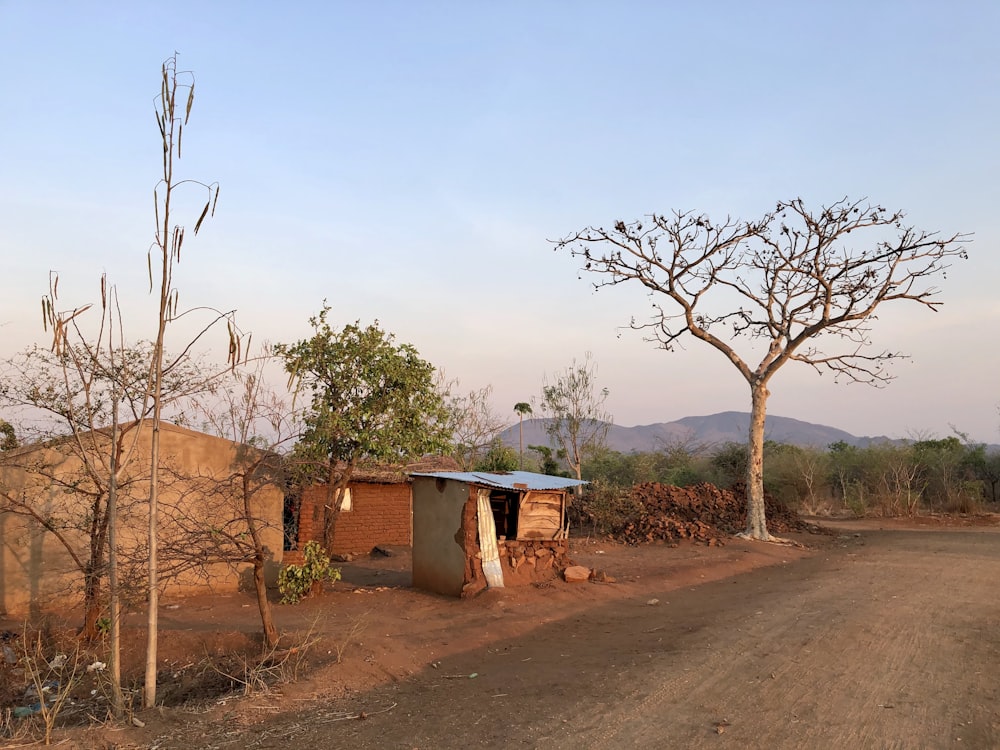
[1,1,998,443]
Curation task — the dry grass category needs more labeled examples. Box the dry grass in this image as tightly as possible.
[207,617,323,697]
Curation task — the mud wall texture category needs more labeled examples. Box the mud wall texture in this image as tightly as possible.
[411,477,472,597]
[0,423,284,616]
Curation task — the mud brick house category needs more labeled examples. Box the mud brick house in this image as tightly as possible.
[409,470,587,597]
[0,423,284,617]
[286,456,459,561]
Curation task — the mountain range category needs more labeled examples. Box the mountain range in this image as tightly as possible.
[498,411,897,454]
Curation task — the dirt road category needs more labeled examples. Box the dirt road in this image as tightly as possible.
[544,526,1000,750]
[62,522,1000,749]
[270,525,1000,749]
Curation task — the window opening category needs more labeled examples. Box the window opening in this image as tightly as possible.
[488,490,519,540]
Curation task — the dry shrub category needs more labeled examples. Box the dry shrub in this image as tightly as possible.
[571,481,644,535]
[8,625,84,745]
[206,616,323,697]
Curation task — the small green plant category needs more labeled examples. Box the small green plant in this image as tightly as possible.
[845,480,868,518]
[278,542,341,604]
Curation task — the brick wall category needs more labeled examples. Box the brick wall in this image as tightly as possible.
[293,481,412,556]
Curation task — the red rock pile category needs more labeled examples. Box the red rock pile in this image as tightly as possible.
[616,482,807,546]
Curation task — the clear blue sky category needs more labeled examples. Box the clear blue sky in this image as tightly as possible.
[1,1,997,442]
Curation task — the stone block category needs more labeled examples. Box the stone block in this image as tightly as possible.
[563,565,591,583]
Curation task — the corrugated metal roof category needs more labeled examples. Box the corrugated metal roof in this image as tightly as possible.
[409,470,587,491]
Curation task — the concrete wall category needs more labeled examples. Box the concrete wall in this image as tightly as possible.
[0,422,284,617]
[294,481,412,556]
[411,476,474,597]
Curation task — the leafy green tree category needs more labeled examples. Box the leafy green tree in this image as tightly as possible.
[582,447,638,487]
[758,442,806,506]
[827,441,862,504]
[912,435,979,511]
[276,305,451,554]
[475,439,519,472]
[529,444,567,477]
[278,541,341,604]
[980,453,1000,504]
[556,198,968,540]
[579,447,704,487]
[711,442,749,486]
[964,444,1000,504]
[911,436,960,508]
[539,353,611,483]
[652,437,711,487]
[0,420,16,451]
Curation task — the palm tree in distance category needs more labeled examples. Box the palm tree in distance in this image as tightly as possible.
[513,402,533,469]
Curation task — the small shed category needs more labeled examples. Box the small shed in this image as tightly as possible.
[410,470,587,597]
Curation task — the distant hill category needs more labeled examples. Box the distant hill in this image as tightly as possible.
[499,411,896,454]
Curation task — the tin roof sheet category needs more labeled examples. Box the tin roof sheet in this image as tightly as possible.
[409,470,587,491]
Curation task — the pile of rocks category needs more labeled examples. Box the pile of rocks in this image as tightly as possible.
[617,482,808,546]
[497,538,571,577]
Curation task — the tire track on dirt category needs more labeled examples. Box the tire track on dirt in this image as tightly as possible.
[136,528,1000,749]
[535,529,1000,749]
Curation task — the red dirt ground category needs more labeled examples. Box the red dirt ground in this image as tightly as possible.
[4,514,1000,749]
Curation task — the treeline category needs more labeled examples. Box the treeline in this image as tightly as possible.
[579,436,1000,516]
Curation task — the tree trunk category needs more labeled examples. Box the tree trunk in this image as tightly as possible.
[253,556,278,649]
[518,416,524,470]
[570,457,584,496]
[145,415,160,708]
[80,490,111,641]
[323,458,355,556]
[107,420,124,717]
[745,380,771,540]
[80,568,103,640]
[243,472,279,649]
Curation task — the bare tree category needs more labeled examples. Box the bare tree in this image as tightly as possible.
[0,53,239,711]
[792,448,830,515]
[555,197,969,540]
[176,355,297,649]
[3,276,216,716]
[539,353,611,483]
[442,380,507,470]
[140,53,244,708]
[0,338,212,625]
[879,446,922,516]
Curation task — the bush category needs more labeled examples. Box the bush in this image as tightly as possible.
[475,440,519,472]
[571,481,644,535]
[278,542,341,604]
